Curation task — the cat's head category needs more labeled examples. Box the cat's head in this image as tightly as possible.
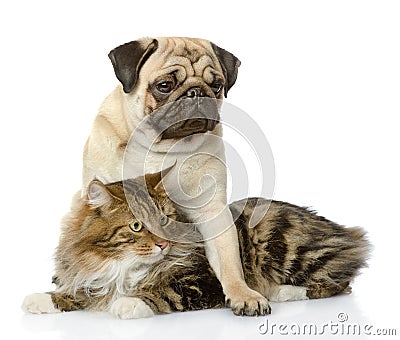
[78,170,181,266]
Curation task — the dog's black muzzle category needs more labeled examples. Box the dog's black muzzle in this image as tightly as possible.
[148,96,220,140]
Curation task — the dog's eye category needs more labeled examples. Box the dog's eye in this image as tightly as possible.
[130,221,143,232]
[211,82,223,95]
[156,81,175,94]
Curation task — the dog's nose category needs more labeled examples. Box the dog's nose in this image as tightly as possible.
[186,87,205,98]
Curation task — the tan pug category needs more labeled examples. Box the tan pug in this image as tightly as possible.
[82,37,271,316]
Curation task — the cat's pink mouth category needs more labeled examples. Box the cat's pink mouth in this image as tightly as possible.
[154,241,170,256]
[156,241,169,250]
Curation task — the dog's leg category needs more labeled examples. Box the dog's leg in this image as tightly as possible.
[197,206,271,316]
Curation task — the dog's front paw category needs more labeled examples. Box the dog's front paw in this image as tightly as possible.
[225,287,271,316]
[110,297,154,319]
[22,293,60,314]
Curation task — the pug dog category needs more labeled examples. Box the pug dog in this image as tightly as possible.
[82,37,271,316]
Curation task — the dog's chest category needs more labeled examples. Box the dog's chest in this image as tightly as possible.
[124,133,225,177]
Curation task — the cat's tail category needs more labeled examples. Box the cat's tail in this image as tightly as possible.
[347,226,372,270]
[307,226,371,299]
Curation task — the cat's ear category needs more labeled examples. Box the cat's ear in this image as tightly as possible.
[145,163,176,193]
[145,172,163,192]
[87,180,115,208]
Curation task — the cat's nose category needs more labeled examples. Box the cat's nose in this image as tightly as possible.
[156,241,169,250]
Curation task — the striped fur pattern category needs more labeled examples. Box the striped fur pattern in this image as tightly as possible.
[230,198,370,299]
[22,174,370,317]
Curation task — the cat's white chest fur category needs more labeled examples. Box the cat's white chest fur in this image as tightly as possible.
[110,260,152,299]
[125,266,150,292]
[72,259,152,302]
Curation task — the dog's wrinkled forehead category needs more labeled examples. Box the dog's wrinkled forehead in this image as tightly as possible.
[145,38,220,83]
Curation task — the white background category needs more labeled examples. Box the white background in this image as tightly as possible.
[1,1,399,339]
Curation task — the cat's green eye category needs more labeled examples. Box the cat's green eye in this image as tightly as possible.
[160,215,168,226]
[130,221,143,232]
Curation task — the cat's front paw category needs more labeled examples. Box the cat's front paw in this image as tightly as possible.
[225,287,271,316]
[269,285,309,302]
[110,297,154,319]
[22,293,60,314]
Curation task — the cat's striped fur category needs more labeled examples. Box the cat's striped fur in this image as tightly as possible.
[22,173,370,318]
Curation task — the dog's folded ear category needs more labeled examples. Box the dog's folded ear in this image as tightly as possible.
[108,38,158,93]
[210,42,241,97]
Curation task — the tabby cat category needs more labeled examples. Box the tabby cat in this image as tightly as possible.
[22,171,370,318]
